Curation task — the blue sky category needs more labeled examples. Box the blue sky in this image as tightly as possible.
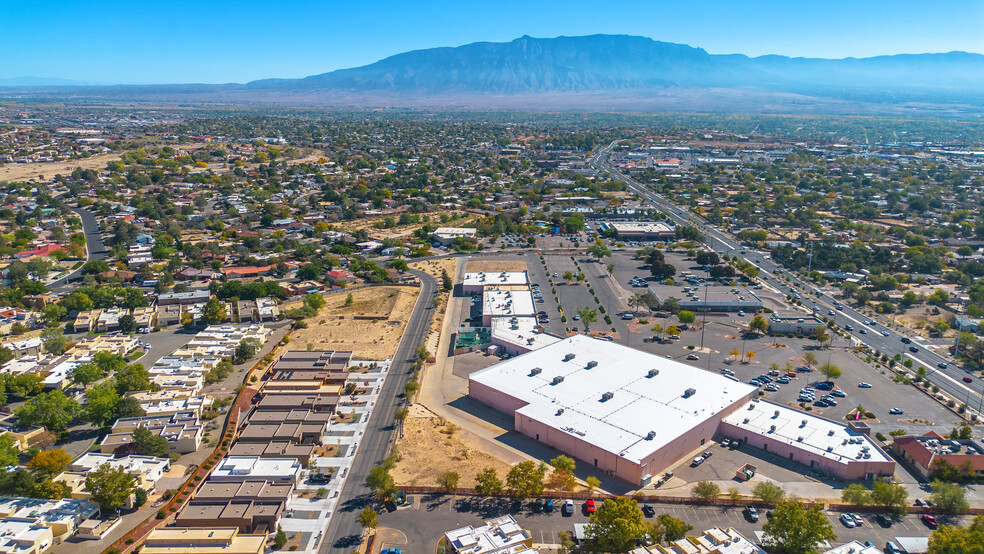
[2,0,982,84]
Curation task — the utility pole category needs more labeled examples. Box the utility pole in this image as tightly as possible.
[806,241,814,283]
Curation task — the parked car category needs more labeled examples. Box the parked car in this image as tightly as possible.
[544,499,554,512]
[840,513,856,528]
[585,499,596,513]
[642,503,655,517]
[563,499,574,515]
[858,382,872,388]
[533,498,543,513]
[885,541,902,554]
[889,408,904,415]
[851,513,864,526]
[922,514,939,529]
[721,439,731,447]
[744,506,759,522]
[692,456,706,466]
[831,390,846,397]
[686,354,699,360]
[876,514,893,527]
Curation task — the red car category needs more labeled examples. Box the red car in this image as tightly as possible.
[922,514,939,529]
[586,499,596,513]
[964,376,974,383]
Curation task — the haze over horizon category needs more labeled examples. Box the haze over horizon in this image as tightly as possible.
[3,0,984,85]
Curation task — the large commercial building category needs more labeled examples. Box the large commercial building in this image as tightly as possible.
[599,221,675,240]
[462,271,529,294]
[720,402,894,480]
[469,335,757,485]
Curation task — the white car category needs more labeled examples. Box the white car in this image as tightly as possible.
[889,408,904,415]
[840,513,856,528]
[692,456,705,466]
[858,382,872,388]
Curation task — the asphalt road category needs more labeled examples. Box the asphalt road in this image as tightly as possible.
[590,142,984,417]
[320,269,438,553]
[49,201,109,290]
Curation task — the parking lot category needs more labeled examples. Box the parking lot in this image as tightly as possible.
[377,493,965,553]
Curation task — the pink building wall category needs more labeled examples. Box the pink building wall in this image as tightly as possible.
[719,421,895,479]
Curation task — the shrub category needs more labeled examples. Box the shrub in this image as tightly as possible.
[156,510,166,519]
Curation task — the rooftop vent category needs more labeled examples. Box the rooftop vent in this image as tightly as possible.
[647,369,659,378]
[773,410,780,418]
[829,430,836,436]
[769,425,776,433]
[564,353,576,362]
[529,368,542,376]
[556,408,564,416]
[683,388,696,398]
[586,360,598,369]
[551,376,565,385]
[601,392,614,402]
[797,436,804,442]
[743,418,750,424]
[646,431,656,440]
[801,419,807,427]
[827,446,834,452]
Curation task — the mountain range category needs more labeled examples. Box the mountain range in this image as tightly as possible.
[5,35,984,114]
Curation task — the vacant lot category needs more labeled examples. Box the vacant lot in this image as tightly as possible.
[392,407,513,488]
[289,286,420,360]
[465,259,527,273]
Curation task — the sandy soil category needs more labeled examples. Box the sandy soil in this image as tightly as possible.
[410,257,458,282]
[288,286,420,360]
[392,408,513,488]
[330,212,473,239]
[465,259,527,273]
[0,151,126,182]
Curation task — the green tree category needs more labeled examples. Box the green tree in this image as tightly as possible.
[752,481,786,503]
[115,363,152,394]
[762,499,837,554]
[85,464,136,514]
[819,363,843,381]
[365,465,396,500]
[234,338,261,363]
[69,363,102,386]
[841,483,872,506]
[15,391,80,433]
[474,467,503,496]
[437,471,460,492]
[41,327,69,355]
[273,526,287,549]
[586,240,612,261]
[691,480,721,500]
[872,480,909,517]
[118,314,137,334]
[93,352,125,375]
[506,460,546,500]
[928,515,984,554]
[750,314,770,334]
[0,435,19,468]
[357,506,378,530]
[659,514,693,542]
[84,383,121,428]
[440,270,453,292]
[304,293,326,311]
[584,497,648,553]
[930,480,969,515]
[576,307,598,330]
[131,426,169,457]
[41,304,67,326]
[677,310,696,325]
[202,297,228,324]
[344,293,354,306]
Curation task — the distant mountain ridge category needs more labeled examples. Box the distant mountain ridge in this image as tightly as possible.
[4,35,984,114]
[245,34,984,97]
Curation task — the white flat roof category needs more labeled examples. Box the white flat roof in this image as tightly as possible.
[483,288,536,319]
[610,222,675,234]
[491,317,562,351]
[463,271,528,288]
[470,335,756,464]
[723,401,891,464]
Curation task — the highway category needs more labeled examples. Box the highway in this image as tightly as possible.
[590,141,984,414]
[321,269,438,553]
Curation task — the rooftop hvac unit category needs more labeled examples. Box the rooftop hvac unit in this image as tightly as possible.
[529,367,542,376]
[829,430,836,436]
[564,353,576,361]
[801,419,807,427]
[827,446,834,452]
[683,388,696,398]
[769,425,776,432]
[556,408,564,416]
[647,369,659,378]
[743,418,750,424]
[773,410,780,417]
[797,436,804,442]
[601,392,614,401]
[646,431,656,440]
[552,376,565,385]
[586,361,598,369]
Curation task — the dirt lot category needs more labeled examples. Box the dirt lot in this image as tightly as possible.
[465,259,527,273]
[392,406,513,488]
[330,212,473,240]
[410,257,458,355]
[410,257,458,282]
[0,150,127,182]
[288,286,420,360]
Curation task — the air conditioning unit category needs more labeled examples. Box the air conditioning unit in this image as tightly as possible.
[529,368,542,376]
[552,376,565,385]
[564,353,576,361]
[556,408,564,416]
[586,360,598,369]
[601,392,614,401]
[646,431,656,440]
[683,388,696,398]
[647,369,659,378]
[769,425,776,432]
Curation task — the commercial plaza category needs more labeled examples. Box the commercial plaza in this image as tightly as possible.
[469,335,895,485]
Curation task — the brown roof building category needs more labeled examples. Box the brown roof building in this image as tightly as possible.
[892,432,984,479]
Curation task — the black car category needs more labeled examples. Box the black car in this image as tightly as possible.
[533,498,544,513]
[744,506,760,522]
[876,514,893,527]
[909,346,919,353]
[642,503,656,517]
